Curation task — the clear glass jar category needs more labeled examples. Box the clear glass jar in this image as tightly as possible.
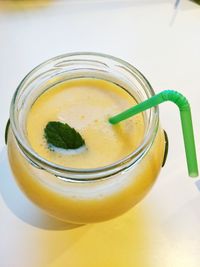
[7,52,166,224]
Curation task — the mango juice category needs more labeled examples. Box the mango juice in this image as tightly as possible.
[27,79,145,168]
[7,78,165,223]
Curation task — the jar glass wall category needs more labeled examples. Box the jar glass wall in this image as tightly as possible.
[7,53,165,224]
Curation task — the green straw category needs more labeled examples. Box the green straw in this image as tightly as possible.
[109,90,198,177]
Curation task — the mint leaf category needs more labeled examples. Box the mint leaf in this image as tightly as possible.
[44,121,85,150]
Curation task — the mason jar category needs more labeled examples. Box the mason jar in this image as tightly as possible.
[6,52,167,224]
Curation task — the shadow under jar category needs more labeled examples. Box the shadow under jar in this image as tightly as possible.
[7,52,166,224]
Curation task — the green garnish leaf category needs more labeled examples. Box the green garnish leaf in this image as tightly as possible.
[44,121,85,150]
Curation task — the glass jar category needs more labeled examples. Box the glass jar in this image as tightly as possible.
[7,52,166,224]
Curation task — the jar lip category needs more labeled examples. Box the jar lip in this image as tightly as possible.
[10,52,159,178]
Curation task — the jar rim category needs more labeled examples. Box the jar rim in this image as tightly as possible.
[10,52,159,180]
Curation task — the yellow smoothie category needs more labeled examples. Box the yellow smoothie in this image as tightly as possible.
[8,78,165,223]
[26,78,145,168]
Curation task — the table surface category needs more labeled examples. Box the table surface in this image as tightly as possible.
[0,1,200,266]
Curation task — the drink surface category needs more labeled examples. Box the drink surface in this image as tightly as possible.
[26,78,145,168]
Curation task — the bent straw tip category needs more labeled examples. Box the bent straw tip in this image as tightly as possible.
[108,117,117,124]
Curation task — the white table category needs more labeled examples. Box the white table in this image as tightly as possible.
[0,1,200,266]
